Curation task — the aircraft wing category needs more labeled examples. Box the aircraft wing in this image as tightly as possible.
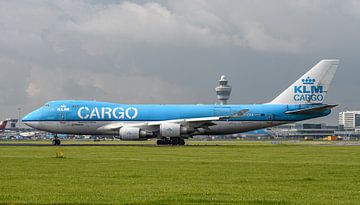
[99,109,249,131]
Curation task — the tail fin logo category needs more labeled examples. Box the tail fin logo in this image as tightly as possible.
[270,59,338,104]
[294,76,324,102]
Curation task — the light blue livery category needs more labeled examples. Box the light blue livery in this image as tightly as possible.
[22,59,339,145]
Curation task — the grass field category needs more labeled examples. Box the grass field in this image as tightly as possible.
[0,141,359,204]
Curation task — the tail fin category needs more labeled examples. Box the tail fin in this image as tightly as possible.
[0,119,9,129]
[270,59,339,104]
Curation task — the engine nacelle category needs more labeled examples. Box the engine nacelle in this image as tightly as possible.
[119,127,147,140]
[160,123,194,137]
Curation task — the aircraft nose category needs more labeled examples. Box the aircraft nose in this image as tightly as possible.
[22,110,43,129]
[22,109,42,124]
[22,111,35,122]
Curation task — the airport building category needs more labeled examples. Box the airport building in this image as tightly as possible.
[9,119,18,128]
[339,111,360,129]
[268,123,338,139]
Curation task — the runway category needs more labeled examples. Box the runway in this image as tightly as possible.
[1,142,359,147]
[0,143,222,147]
[0,143,159,147]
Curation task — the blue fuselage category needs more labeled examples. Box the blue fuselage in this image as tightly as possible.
[22,100,330,123]
[21,100,331,136]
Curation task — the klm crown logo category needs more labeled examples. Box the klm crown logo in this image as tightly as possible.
[301,77,315,85]
[57,104,70,112]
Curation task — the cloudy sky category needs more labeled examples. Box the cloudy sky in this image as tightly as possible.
[0,0,359,124]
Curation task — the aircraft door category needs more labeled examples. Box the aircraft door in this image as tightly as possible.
[267,114,275,121]
[59,112,66,121]
[57,111,70,131]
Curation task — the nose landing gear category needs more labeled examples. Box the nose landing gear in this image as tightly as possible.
[52,134,61,146]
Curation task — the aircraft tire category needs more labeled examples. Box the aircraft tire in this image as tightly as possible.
[171,138,179,145]
[157,139,168,145]
[171,138,185,146]
[157,138,185,145]
[156,139,163,145]
[53,139,61,146]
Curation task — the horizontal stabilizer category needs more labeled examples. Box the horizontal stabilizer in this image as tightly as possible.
[285,104,337,115]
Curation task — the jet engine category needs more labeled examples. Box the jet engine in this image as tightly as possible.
[119,127,147,140]
[160,123,194,137]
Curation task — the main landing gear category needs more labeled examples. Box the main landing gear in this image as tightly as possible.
[52,134,61,146]
[157,137,185,146]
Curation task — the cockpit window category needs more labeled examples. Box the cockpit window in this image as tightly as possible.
[44,104,50,107]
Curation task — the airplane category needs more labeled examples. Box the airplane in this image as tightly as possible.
[22,59,339,146]
[0,119,9,132]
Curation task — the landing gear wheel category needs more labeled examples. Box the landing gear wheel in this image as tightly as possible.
[156,139,164,145]
[170,138,185,146]
[157,138,185,146]
[171,138,179,145]
[179,139,185,146]
[52,138,61,146]
[156,139,166,145]
[156,138,172,145]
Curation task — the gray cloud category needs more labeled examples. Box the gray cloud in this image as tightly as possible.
[0,0,359,124]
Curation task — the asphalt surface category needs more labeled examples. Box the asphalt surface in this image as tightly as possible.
[0,143,158,146]
[1,142,359,147]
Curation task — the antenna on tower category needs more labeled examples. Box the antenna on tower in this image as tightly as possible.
[215,75,232,105]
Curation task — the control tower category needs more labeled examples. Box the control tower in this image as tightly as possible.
[215,75,232,104]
